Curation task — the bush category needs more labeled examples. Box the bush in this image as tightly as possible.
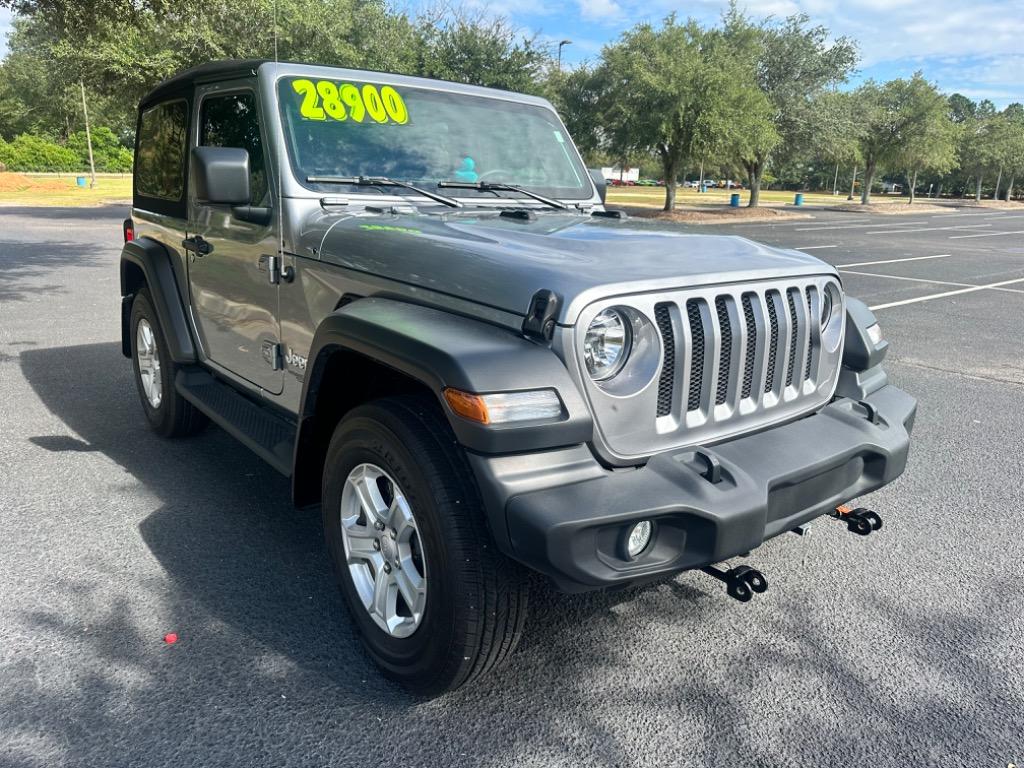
[67,127,133,172]
[0,134,81,172]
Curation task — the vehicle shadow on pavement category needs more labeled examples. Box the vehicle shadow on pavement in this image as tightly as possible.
[12,342,1018,767]
[0,239,101,303]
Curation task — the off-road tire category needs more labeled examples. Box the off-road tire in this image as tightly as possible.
[322,395,528,696]
[130,288,207,438]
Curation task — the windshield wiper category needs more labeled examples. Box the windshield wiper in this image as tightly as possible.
[437,180,567,210]
[306,175,462,208]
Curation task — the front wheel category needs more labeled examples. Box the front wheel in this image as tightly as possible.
[322,395,528,696]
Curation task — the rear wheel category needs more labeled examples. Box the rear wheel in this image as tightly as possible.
[130,288,207,438]
[322,395,528,695]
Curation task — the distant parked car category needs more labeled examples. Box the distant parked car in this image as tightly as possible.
[683,180,699,188]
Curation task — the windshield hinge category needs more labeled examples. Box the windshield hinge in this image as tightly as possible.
[522,289,561,342]
[262,341,284,371]
[261,253,294,286]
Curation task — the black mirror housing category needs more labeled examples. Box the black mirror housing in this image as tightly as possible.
[192,146,251,206]
[588,168,607,204]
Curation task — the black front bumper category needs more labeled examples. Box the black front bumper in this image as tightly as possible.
[472,384,916,592]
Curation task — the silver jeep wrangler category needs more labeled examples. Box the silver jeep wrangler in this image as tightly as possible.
[120,59,916,695]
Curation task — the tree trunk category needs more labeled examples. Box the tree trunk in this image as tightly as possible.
[975,175,983,202]
[908,170,917,204]
[661,154,678,212]
[861,159,876,205]
[697,159,705,191]
[993,165,1003,200]
[832,162,839,195]
[745,159,762,207]
[1007,176,1015,201]
[848,165,857,201]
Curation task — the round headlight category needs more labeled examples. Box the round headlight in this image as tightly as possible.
[584,308,632,380]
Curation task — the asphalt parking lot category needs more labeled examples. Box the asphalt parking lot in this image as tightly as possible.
[1,204,1022,768]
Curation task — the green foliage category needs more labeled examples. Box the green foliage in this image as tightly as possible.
[0,133,81,171]
[854,75,959,203]
[718,4,857,204]
[414,13,549,94]
[66,126,133,171]
[578,15,776,210]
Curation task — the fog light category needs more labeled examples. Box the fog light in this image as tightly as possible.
[626,520,653,558]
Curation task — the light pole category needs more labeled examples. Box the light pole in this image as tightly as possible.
[557,39,572,71]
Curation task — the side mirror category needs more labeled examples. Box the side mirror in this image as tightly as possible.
[588,168,607,204]
[192,146,251,205]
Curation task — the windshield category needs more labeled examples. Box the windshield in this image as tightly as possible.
[276,75,591,200]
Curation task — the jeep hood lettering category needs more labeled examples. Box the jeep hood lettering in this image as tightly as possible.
[312,211,838,324]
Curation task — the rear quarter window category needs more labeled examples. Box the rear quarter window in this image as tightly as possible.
[135,100,189,208]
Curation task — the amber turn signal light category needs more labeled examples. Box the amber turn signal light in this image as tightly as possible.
[443,388,491,424]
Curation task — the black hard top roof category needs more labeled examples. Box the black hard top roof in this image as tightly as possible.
[139,59,267,109]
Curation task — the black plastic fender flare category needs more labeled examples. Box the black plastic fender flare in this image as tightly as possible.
[296,298,593,456]
[120,238,196,364]
[843,297,888,371]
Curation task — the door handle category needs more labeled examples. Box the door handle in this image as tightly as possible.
[182,235,212,255]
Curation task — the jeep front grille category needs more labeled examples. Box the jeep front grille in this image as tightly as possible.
[573,276,844,463]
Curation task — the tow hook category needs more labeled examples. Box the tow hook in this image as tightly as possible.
[701,564,768,603]
[831,504,883,536]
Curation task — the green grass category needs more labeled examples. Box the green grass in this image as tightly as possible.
[0,173,133,206]
[607,185,872,208]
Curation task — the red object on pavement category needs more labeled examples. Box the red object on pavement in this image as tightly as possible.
[163,633,178,644]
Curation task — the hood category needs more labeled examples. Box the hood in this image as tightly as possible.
[310,209,838,324]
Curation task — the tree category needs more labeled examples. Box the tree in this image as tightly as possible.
[585,15,774,211]
[855,76,956,205]
[999,104,1024,200]
[957,99,1000,201]
[720,7,857,206]
[414,13,550,94]
[894,75,958,203]
[807,89,863,196]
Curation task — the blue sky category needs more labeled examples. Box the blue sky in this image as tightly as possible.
[2,1,1022,106]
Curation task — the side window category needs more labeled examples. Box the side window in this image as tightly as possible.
[136,100,188,202]
[200,92,269,204]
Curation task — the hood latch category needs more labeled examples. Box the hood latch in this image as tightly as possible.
[522,289,561,342]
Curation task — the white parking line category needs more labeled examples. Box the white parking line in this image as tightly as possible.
[864,224,992,235]
[840,269,1024,295]
[837,254,950,268]
[795,245,838,250]
[795,221,928,232]
[839,270,972,287]
[929,211,1006,218]
[949,229,1024,239]
[869,277,1024,310]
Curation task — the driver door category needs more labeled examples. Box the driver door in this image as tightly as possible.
[187,82,283,394]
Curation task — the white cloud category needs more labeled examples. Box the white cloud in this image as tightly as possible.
[577,0,625,22]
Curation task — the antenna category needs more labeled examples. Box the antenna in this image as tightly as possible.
[273,0,286,272]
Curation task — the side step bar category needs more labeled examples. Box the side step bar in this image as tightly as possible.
[175,369,295,476]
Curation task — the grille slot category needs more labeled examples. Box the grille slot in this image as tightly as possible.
[785,289,799,387]
[686,299,704,411]
[805,287,815,381]
[741,293,757,399]
[714,296,732,405]
[765,294,780,393]
[654,303,674,417]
